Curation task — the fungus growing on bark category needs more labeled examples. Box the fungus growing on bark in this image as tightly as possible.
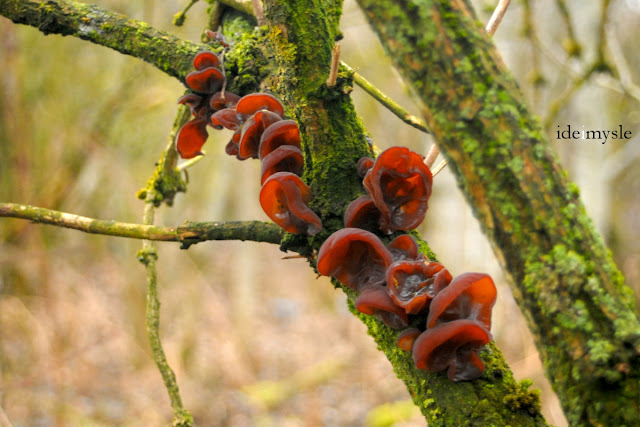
[236,93,285,119]
[343,195,382,232]
[176,118,209,159]
[185,67,225,94]
[211,108,243,131]
[192,51,220,70]
[354,285,409,330]
[387,234,419,261]
[357,156,375,177]
[259,172,322,236]
[317,228,393,291]
[386,260,450,315]
[412,319,491,382]
[260,145,304,184]
[238,111,283,159]
[363,146,433,234]
[397,327,422,351]
[258,120,302,159]
[427,273,497,330]
[209,91,241,111]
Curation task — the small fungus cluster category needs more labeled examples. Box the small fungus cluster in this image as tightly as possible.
[317,149,497,382]
[176,50,497,382]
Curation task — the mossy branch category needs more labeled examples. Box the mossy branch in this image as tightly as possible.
[0,202,284,247]
[0,0,204,81]
[260,1,546,425]
[356,0,640,425]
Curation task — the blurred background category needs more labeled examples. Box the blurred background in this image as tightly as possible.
[1,0,639,425]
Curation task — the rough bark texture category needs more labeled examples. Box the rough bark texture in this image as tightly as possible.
[259,1,547,425]
[355,0,640,425]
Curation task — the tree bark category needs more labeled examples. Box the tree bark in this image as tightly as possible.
[356,0,640,425]
[259,1,547,425]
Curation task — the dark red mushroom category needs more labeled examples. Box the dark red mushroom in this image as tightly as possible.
[178,93,205,116]
[259,172,322,235]
[397,327,422,351]
[192,51,220,70]
[426,273,497,330]
[258,120,301,159]
[386,260,449,315]
[260,145,304,184]
[176,118,208,159]
[211,108,243,131]
[209,91,241,110]
[343,195,382,232]
[387,234,419,261]
[357,156,374,177]
[238,111,283,159]
[412,319,491,382]
[354,285,409,330]
[363,146,433,234]
[236,93,285,119]
[185,67,225,94]
[316,228,393,292]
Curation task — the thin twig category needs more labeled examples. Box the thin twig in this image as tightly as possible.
[326,44,341,87]
[173,0,200,26]
[342,61,430,134]
[251,0,265,25]
[485,0,512,37]
[553,0,581,57]
[432,159,448,177]
[0,202,284,246]
[423,144,439,169]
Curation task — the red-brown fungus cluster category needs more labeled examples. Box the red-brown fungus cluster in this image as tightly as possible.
[176,51,498,382]
[176,51,321,236]
[346,147,433,234]
[318,149,497,382]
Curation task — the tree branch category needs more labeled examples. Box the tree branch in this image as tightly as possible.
[356,1,640,425]
[0,0,205,81]
[0,202,284,247]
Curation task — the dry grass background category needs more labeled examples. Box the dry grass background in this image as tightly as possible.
[1,0,639,426]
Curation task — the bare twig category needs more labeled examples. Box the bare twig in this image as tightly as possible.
[432,159,448,177]
[341,62,430,134]
[485,0,512,37]
[252,0,265,25]
[0,202,283,246]
[326,44,341,87]
[173,0,200,26]
[424,144,439,169]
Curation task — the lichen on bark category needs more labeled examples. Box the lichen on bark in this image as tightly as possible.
[356,0,640,425]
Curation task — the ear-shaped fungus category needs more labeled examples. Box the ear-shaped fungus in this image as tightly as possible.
[397,327,422,351]
[178,93,205,116]
[357,157,374,177]
[387,234,419,261]
[209,92,241,110]
[176,118,208,159]
[259,172,322,235]
[343,195,382,232]
[355,285,409,330]
[258,120,302,159]
[363,146,433,234]
[186,67,225,94]
[260,145,304,184]
[386,260,450,315]
[236,93,285,119]
[192,51,220,70]
[317,228,393,291]
[412,319,491,382]
[211,108,243,131]
[427,273,497,330]
[238,111,282,159]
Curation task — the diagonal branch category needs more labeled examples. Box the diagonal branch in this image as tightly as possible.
[0,202,284,247]
[0,0,205,81]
